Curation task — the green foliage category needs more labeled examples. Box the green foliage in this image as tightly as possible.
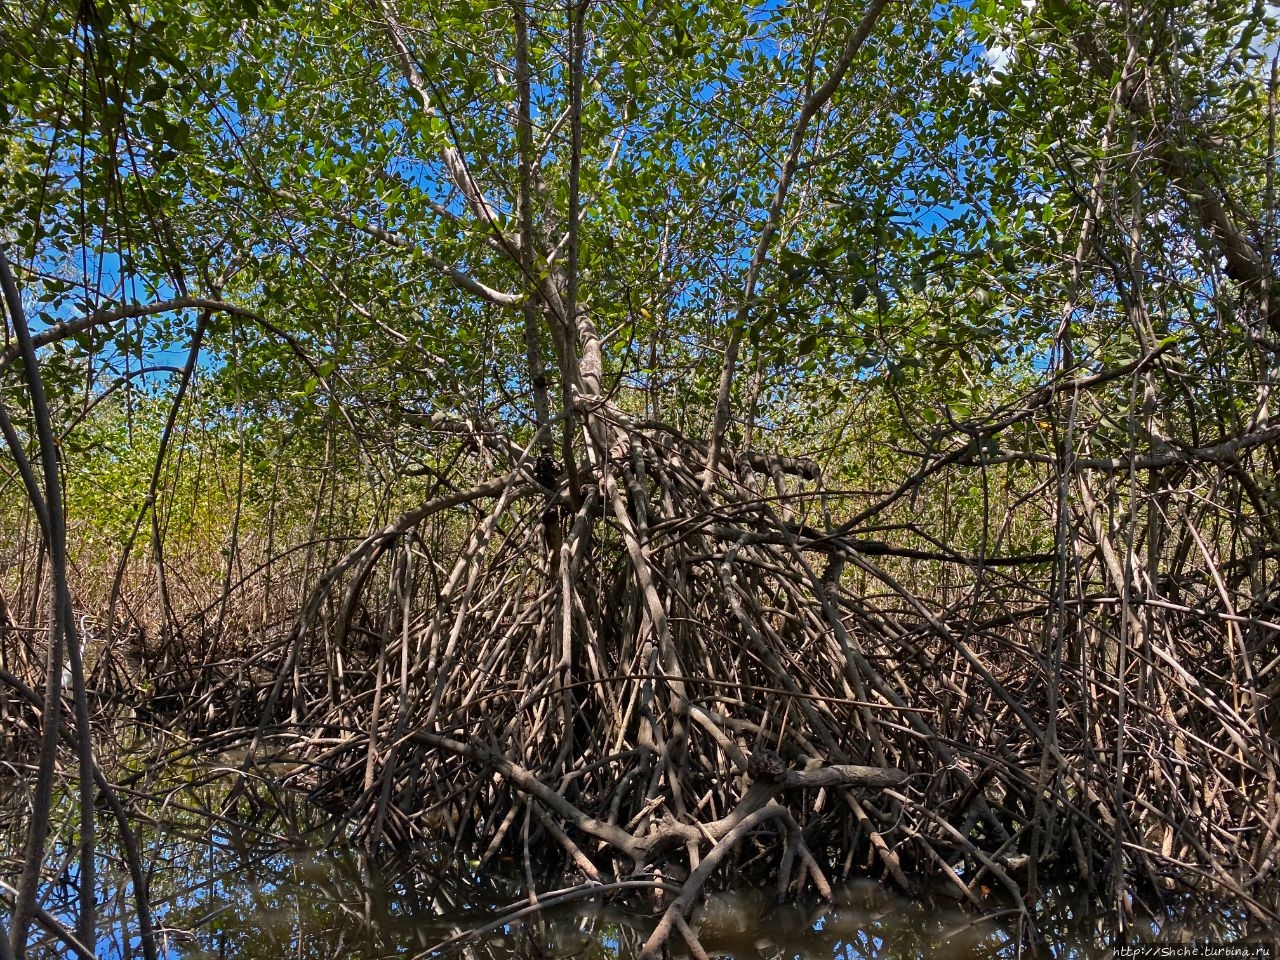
[1,0,1275,568]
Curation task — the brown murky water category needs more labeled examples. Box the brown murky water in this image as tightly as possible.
[0,768,1266,959]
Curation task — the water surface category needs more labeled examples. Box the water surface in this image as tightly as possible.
[0,762,1266,959]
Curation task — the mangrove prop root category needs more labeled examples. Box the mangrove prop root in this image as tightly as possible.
[217,410,1278,951]
[6,400,1280,956]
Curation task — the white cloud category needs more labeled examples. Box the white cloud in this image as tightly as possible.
[983,44,1012,74]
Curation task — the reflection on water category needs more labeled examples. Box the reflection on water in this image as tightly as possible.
[0,769,1267,959]
[134,847,1266,960]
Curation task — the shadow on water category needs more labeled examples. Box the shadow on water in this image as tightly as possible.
[0,759,1267,960]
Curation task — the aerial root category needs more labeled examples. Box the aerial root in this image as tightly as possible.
[117,411,1280,952]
